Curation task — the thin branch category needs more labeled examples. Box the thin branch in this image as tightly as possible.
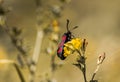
[83,67,87,82]
[76,49,82,56]
[82,60,87,82]
[13,63,26,82]
[91,65,100,81]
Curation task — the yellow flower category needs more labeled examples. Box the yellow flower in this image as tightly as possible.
[64,42,74,50]
[71,38,82,50]
[63,38,82,57]
[64,38,82,50]
[63,47,71,57]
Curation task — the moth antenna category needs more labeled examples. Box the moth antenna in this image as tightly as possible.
[73,26,78,30]
[66,19,70,31]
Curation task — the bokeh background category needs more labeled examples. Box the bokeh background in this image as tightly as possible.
[0,0,120,82]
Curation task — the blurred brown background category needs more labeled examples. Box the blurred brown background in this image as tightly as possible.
[0,0,120,82]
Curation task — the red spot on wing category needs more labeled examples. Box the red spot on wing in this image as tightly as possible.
[58,35,67,47]
[57,47,63,53]
[62,35,67,41]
